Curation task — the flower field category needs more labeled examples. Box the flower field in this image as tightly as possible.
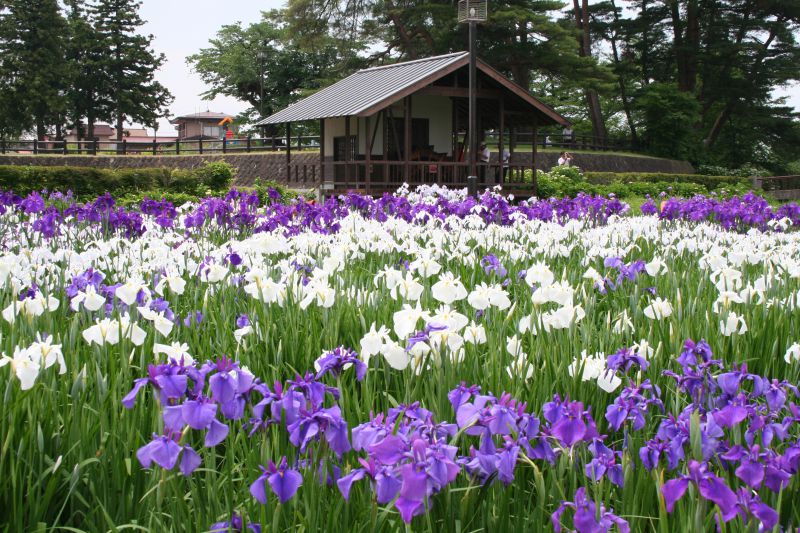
[2,186,800,532]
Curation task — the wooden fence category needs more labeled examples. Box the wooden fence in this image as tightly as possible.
[754,175,800,200]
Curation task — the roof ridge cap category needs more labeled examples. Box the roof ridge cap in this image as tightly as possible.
[359,51,468,73]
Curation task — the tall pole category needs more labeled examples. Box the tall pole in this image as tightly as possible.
[468,20,477,178]
[259,54,265,118]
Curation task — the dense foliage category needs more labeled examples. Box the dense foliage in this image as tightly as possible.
[1,185,800,532]
[0,161,235,200]
[531,167,750,199]
[192,3,800,172]
[0,0,172,141]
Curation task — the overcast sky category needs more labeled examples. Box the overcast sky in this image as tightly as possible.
[139,0,798,135]
[139,0,283,134]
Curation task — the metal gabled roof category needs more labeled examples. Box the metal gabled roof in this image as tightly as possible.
[256,52,469,125]
[255,51,569,127]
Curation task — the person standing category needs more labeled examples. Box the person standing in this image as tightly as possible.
[562,125,574,146]
[479,142,490,181]
[501,147,510,182]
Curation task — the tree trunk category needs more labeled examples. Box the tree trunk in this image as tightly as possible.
[703,25,779,148]
[670,0,698,92]
[573,0,608,143]
[609,0,638,144]
[640,0,650,85]
[116,114,124,142]
[36,119,46,142]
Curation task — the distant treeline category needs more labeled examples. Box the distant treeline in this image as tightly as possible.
[0,0,171,142]
[188,2,800,173]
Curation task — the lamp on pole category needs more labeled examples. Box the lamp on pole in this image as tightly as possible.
[458,0,487,181]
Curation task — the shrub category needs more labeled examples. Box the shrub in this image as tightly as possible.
[527,168,746,199]
[116,190,200,208]
[253,178,301,205]
[583,172,748,191]
[0,161,233,200]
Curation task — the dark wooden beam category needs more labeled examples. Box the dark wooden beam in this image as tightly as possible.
[345,116,351,184]
[319,118,325,185]
[381,110,389,181]
[532,118,538,195]
[365,115,371,194]
[286,122,291,183]
[403,96,411,183]
[416,86,502,99]
[499,97,505,185]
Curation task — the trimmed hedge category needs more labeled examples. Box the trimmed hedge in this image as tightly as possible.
[0,161,235,199]
[526,168,753,199]
[583,172,749,191]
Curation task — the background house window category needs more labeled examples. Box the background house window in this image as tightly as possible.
[203,125,221,138]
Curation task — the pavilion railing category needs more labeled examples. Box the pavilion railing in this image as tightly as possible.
[287,160,537,195]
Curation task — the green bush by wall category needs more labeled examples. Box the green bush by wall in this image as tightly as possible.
[0,161,235,199]
[526,168,751,199]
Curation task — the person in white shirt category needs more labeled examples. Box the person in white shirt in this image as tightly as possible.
[562,126,574,146]
[501,147,510,181]
[478,142,490,181]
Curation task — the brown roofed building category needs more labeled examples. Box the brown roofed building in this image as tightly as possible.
[170,112,232,140]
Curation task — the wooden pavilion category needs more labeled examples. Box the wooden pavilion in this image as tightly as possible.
[255,52,569,197]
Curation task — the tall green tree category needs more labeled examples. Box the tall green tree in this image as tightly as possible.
[64,0,109,141]
[187,10,347,132]
[89,0,172,140]
[0,0,68,139]
[284,0,613,94]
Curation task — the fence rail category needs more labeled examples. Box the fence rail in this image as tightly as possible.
[0,136,321,156]
[0,132,639,157]
[754,175,800,200]
[483,132,639,153]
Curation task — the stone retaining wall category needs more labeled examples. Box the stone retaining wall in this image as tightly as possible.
[0,151,693,187]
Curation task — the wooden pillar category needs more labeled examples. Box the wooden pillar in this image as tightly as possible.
[532,118,538,196]
[319,118,325,187]
[365,115,371,194]
[345,116,351,185]
[382,110,389,185]
[286,122,291,183]
[404,96,412,183]
[498,98,505,185]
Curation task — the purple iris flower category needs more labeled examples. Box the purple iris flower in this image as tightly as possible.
[661,460,738,522]
[405,322,448,352]
[585,440,624,487]
[480,254,508,278]
[209,514,261,533]
[448,382,481,413]
[136,432,201,477]
[543,395,599,448]
[236,314,250,328]
[314,346,366,381]
[606,346,649,374]
[551,487,629,533]
[250,457,303,504]
[733,488,778,532]
[605,379,662,432]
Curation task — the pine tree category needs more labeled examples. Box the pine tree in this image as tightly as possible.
[89,0,172,141]
[0,0,68,139]
[65,0,110,142]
